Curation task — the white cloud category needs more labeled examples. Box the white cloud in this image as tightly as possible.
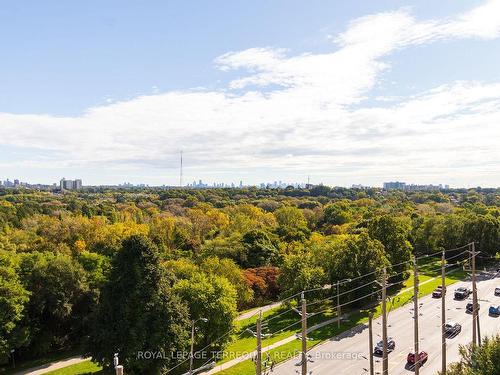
[1,0,500,186]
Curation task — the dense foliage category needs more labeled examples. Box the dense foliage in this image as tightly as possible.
[88,236,189,373]
[0,185,499,372]
[442,334,500,375]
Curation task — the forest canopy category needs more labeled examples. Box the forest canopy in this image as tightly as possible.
[0,185,499,372]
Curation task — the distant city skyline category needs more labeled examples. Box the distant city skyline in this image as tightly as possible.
[1,1,500,186]
[2,176,493,190]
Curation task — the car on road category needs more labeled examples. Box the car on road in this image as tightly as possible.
[466,302,480,313]
[444,321,462,335]
[489,305,500,316]
[432,285,445,298]
[407,351,428,365]
[495,287,500,296]
[455,287,472,300]
[374,338,395,355]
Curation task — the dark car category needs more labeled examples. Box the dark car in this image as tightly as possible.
[466,302,480,313]
[495,287,500,296]
[455,287,472,300]
[374,338,396,355]
[489,305,500,316]
[432,285,445,298]
[407,351,428,365]
[444,321,462,335]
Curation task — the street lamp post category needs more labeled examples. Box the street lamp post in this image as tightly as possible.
[189,318,208,375]
[337,278,351,328]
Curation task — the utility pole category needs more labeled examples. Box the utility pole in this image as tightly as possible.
[413,256,420,375]
[180,150,183,187]
[189,322,195,375]
[368,314,374,375]
[337,281,341,328]
[256,311,262,375]
[189,318,208,375]
[477,310,481,346]
[301,292,308,375]
[113,353,123,375]
[441,250,447,375]
[381,268,388,375]
[471,243,478,346]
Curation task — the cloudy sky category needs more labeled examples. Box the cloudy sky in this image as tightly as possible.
[1,0,500,187]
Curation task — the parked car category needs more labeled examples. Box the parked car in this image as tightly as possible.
[374,338,396,355]
[495,287,500,296]
[444,321,462,335]
[432,285,445,298]
[489,305,500,316]
[407,351,428,365]
[455,287,472,300]
[466,302,480,313]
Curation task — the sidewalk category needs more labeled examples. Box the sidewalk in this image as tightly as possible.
[236,301,283,321]
[12,356,89,375]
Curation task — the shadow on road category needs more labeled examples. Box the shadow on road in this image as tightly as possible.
[329,323,368,342]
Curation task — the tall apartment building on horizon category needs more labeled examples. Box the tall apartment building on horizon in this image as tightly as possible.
[60,178,83,190]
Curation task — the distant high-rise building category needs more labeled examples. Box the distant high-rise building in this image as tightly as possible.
[60,178,83,190]
[383,181,406,190]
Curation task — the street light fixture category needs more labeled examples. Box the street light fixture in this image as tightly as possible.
[10,349,15,369]
[337,278,351,328]
[189,318,208,375]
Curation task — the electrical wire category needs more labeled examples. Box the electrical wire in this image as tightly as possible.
[166,243,476,373]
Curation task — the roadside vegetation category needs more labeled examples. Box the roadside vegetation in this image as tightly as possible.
[45,360,103,375]
[442,334,500,375]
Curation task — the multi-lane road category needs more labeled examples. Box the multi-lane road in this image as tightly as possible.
[273,271,500,375]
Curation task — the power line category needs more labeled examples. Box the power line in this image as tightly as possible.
[272,244,474,316]
[166,243,475,373]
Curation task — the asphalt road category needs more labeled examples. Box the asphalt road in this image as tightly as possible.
[272,271,500,375]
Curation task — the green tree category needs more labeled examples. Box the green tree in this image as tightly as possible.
[87,236,189,374]
[200,257,253,309]
[278,253,326,298]
[413,214,464,254]
[368,215,413,282]
[173,273,237,347]
[200,234,247,266]
[0,251,29,363]
[309,185,331,197]
[17,252,89,355]
[327,233,389,302]
[462,214,500,256]
[323,201,352,226]
[442,334,500,375]
[241,230,279,268]
[274,206,311,242]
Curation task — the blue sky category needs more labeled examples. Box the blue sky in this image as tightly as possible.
[1,0,500,187]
